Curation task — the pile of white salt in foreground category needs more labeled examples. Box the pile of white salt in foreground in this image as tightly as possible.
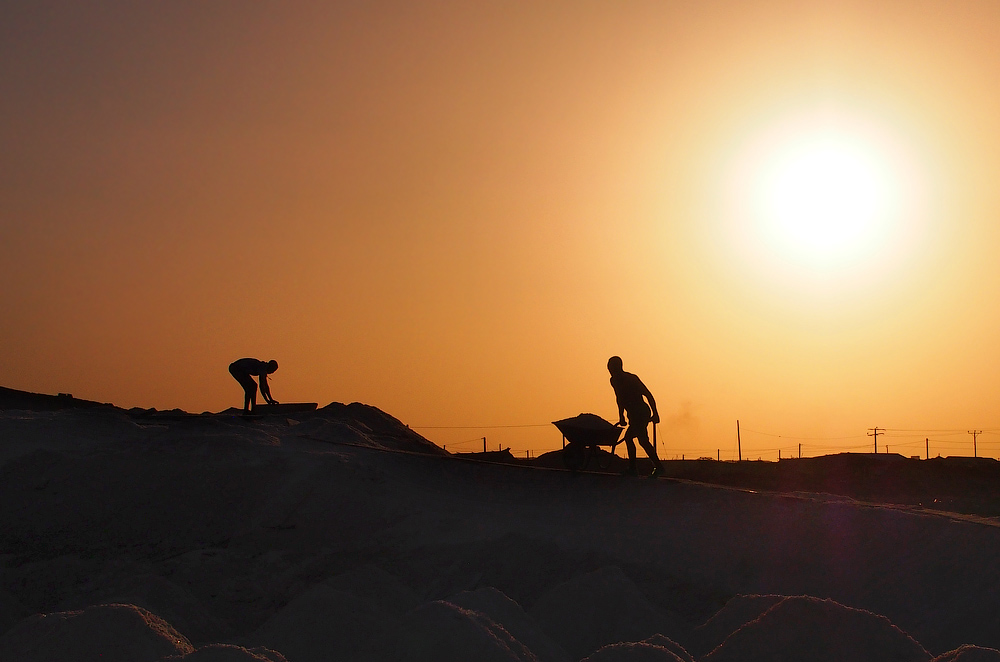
[689,594,787,658]
[931,645,1000,662]
[0,603,193,662]
[244,562,696,662]
[581,633,694,662]
[638,634,693,662]
[444,586,571,662]
[161,643,287,661]
[0,602,288,662]
[255,578,553,662]
[388,599,538,662]
[160,644,288,662]
[702,595,931,662]
[527,565,686,661]
[246,564,421,662]
[61,571,233,645]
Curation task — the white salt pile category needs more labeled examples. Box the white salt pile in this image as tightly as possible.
[528,566,681,661]
[321,564,422,616]
[581,641,687,662]
[445,586,571,662]
[703,595,931,662]
[161,643,287,661]
[932,645,1000,662]
[246,564,421,661]
[66,572,232,644]
[0,602,192,662]
[641,634,694,662]
[249,586,386,659]
[690,594,786,657]
[300,402,447,453]
[390,599,538,662]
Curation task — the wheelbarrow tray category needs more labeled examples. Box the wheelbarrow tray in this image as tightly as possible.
[552,413,623,447]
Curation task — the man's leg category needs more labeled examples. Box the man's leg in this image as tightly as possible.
[636,426,665,473]
[237,375,257,412]
[622,429,639,475]
[246,380,258,411]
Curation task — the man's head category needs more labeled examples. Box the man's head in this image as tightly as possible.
[266,360,279,373]
[607,356,623,375]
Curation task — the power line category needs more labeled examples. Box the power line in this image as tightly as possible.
[867,427,885,453]
[970,430,982,458]
[885,427,1000,433]
[416,425,549,430]
[741,428,865,440]
[445,436,493,447]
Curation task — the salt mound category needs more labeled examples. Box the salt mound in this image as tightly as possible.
[690,594,785,657]
[161,643,288,661]
[933,645,1000,662]
[703,595,931,662]
[446,586,571,662]
[310,402,445,454]
[0,602,192,662]
[246,564,420,661]
[640,634,694,662]
[289,418,376,447]
[581,641,686,662]
[528,566,679,661]
[248,585,387,662]
[75,572,231,644]
[321,564,422,616]
[390,600,538,662]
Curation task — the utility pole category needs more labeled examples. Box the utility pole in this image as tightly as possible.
[798,443,801,459]
[969,430,981,458]
[867,427,884,453]
[925,438,929,460]
[737,420,742,462]
[483,436,487,453]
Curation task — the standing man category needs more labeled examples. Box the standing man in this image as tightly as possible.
[608,356,665,477]
[229,358,279,413]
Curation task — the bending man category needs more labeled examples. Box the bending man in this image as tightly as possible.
[608,356,664,477]
[228,358,279,413]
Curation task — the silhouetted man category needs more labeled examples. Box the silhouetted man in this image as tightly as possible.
[608,356,664,477]
[229,358,279,413]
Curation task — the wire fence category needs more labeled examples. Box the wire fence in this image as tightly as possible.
[413,421,1000,460]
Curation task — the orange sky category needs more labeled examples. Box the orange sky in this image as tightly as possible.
[3,1,1000,459]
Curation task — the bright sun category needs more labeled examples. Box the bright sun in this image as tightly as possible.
[755,136,893,259]
[723,111,917,277]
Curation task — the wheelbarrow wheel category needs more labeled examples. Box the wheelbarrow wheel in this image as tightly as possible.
[596,442,618,470]
[563,442,587,472]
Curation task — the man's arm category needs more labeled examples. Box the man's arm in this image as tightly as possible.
[639,379,659,424]
[258,375,277,404]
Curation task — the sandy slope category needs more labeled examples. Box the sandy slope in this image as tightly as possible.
[1,401,999,659]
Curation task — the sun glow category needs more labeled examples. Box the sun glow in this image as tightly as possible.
[722,111,922,280]
[755,136,895,260]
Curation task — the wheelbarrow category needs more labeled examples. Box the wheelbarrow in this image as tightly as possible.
[552,413,624,471]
